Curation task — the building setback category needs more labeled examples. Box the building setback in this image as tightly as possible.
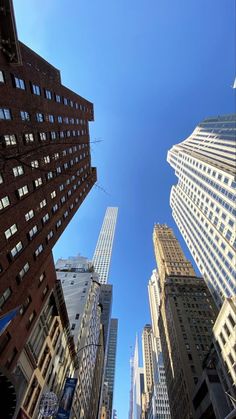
[167,114,236,307]
[0,1,96,416]
[153,224,218,419]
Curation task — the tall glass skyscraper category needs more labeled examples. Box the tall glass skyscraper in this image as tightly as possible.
[93,207,118,284]
[167,114,236,306]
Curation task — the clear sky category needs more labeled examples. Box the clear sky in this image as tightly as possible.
[14,1,235,417]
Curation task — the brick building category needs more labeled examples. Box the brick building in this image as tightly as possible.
[0,1,96,414]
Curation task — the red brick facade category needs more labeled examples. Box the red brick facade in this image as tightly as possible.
[0,21,96,371]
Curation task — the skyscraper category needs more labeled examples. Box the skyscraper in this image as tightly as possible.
[142,325,154,395]
[147,271,171,419]
[56,256,103,418]
[131,336,144,419]
[153,224,218,419]
[92,207,118,418]
[167,114,236,306]
[93,207,118,284]
[0,1,96,416]
[103,318,118,417]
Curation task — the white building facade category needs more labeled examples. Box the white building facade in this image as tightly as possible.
[167,114,236,307]
[56,256,102,418]
[92,207,118,284]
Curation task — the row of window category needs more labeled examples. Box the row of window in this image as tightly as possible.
[0,161,90,210]
[1,183,91,278]
[0,70,92,114]
[0,107,88,126]
[0,145,89,185]
[174,192,235,299]
[1,128,88,148]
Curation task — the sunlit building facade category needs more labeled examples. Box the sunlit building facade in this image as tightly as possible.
[93,207,118,284]
[167,114,236,307]
[147,271,171,419]
[153,224,218,419]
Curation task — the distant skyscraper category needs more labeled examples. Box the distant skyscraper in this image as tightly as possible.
[167,114,236,306]
[103,318,118,416]
[131,336,144,419]
[142,325,154,395]
[147,271,171,419]
[153,224,218,419]
[93,207,118,284]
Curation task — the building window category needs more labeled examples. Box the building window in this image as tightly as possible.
[31,160,39,168]
[50,131,57,140]
[20,111,30,121]
[14,76,25,90]
[13,165,24,177]
[34,244,43,258]
[45,89,52,100]
[52,204,58,213]
[17,263,30,282]
[0,195,10,210]
[25,209,34,221]
[5,224,17,239]
[59,131,64,138]
[17,185,29,198]
[63,97,68,105]
[55,94,61,103]
[4,134,17,146]
[0,108,11,120]
[40,199,46,208]
[0,70,4,83]
[24,133,34,143]
[10,241,23,258]
[224,323,231,337]
[56,219,62,229]
[39,272,45,285]
[43,156,50,164]
[42,213,49,224]
[36,112,44,122]
[19,296,32,314]
[47,171,53,180]
[28,225,38,240]
[31,83,41,95]
[63,210,68,219]
[39,132,47,141]
[0,287,12,309]
[47,231,54,242]
[48,114,54,123]
[57,115,62,123]
[228,313,235,329]
[0,173,3,184]
[51,191,56,199]
[33,177,43,189]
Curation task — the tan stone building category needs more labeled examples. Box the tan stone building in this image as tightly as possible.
[153,224,218,419]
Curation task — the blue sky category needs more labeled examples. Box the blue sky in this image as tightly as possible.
[14,1,235,417]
